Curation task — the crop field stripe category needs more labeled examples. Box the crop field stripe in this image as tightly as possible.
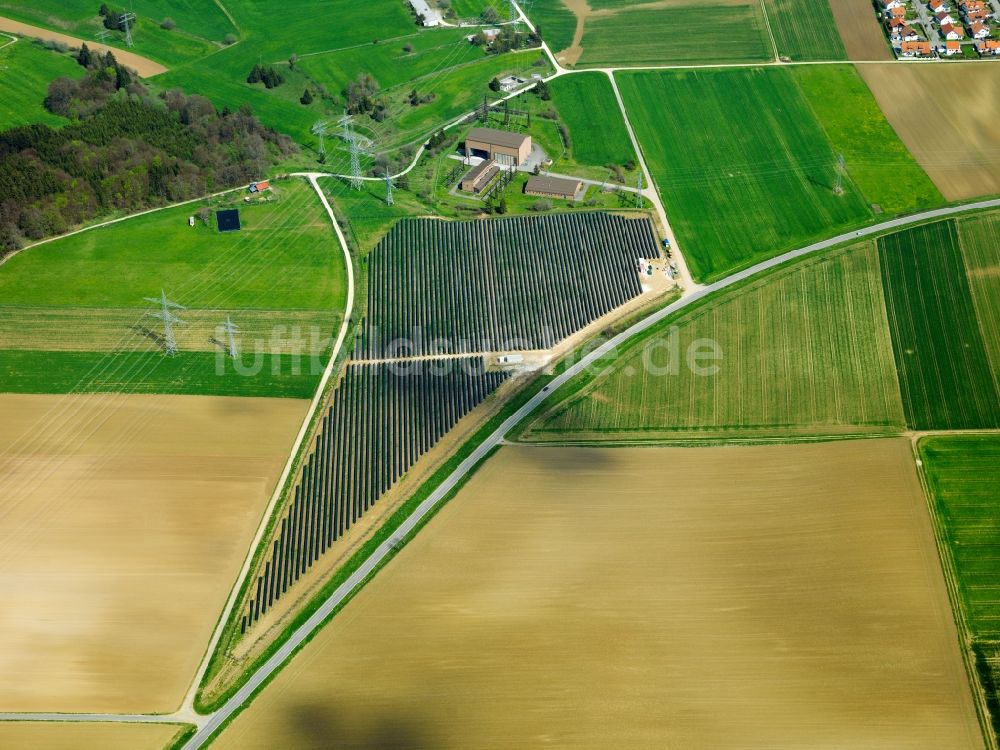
[762,0,847,61]
[240,358,509,629]
[877,221,999,430]
[958,213,1000,384]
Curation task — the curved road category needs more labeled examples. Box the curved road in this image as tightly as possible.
[173,195,1000,748]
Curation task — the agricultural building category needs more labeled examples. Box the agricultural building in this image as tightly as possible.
[460,158,500,193]
[215,209,241,232]
[465,127,531,167]
[525,174,584,200]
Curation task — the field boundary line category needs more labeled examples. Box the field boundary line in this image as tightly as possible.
[171,195,1000,749]
[178,173,355,717]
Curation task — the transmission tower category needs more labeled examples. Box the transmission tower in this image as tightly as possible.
[508,0,519,24]
[144,290,185,356]
[384,174,394,206]
[338,115,364,190]
[311,120,327,162]
[834,153,846,195]
[221,316,239,358]
[635,171,644,208]
[120,10,136,48]
[96,29,112,44]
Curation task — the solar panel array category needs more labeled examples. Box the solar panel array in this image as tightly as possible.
[354,212,656,358]
[240,358,508,632]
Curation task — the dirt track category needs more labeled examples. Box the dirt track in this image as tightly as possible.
[211,439,984,749]
[0,393,306,713]
[0,17,167,76]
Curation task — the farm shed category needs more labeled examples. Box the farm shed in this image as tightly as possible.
[465,127,531,167]
[408,0,442,25]
[525,174,583,200]
[460,158,499,193]
[216,209,241,232]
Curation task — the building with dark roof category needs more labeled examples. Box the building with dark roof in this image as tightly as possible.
[460,158,499,193]
[524,174,583,201]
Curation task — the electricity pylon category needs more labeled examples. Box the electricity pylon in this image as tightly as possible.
[338,114,365,190]
[222,316,239,358]
[144,290,185,356]
[635,171,644,208]
[120,11,135,48]
[311,120,327,162]
[834,154,846,195]
[385,173,394,205]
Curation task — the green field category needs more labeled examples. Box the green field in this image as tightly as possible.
[548,73,636,170]
[0,180,344,310]
[0,0,229,66]
[0,349,322,397]
[526,241,905,441]
[0,178,346,396]
[878,221,999,431]
[791,66,943,217]
[617,67,873,282]
[920,435,1000,740]
[763,0,846,60]
[0,39,85,130]
[577,5,771,67]
[527,0,577,58]
[959,213,1000,376]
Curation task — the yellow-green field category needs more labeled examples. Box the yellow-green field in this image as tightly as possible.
[210,441,982,749]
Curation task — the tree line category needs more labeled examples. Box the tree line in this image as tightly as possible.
[0,46,295,255]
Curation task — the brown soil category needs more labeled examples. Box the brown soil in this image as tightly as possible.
[0,18,168,76]
[0,722,184,750]
[829,0,893,60]
[0,393,307,713]
[859,63,1000,200]
[212,440,984,749]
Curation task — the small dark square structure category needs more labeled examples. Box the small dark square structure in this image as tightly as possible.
[216,208,242,233]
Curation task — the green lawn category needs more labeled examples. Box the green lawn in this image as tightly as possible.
[0,39,85,130]
[617,67,872,282]
[959,212,1000,377]
[791,65,943,217]
[762,0,846,60]
[919,435,1000,741]
[549,73,637,170]
[578,4,771,67]
[526,241,905,441]
[878,220,999,430]
[0,179,345,310]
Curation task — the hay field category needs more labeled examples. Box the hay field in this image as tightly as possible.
[829,0,894,59]
[858,65,1000,200]
[762,0,846,60]
[212,441,982,750]
[0,39,85,130]
[0,722,185,750]
[527,241,904,441]
[0,392,307,712]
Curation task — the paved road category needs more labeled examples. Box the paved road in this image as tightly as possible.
[912,0,941,47]
[172,195,1000,749]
